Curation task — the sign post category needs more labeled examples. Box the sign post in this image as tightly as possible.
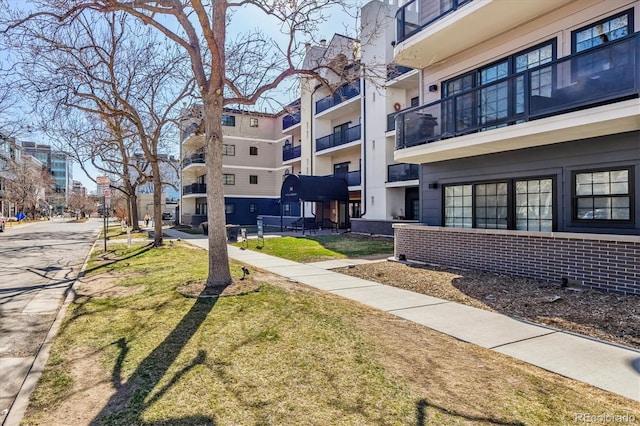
[97,176,110,251]
[256,218,264,248]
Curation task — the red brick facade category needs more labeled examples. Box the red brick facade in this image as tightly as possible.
[394,224,640,295]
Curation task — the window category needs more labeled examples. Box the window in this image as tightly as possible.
[410,96,419,107]
[573,10,632,53]
[445,178,555,230]
[283,203,291,215]
[249,175,258,184]
[475,182,508,229]
[225,204,235,214]
[223,174,235,185]
[443,40,556,132]
[574,169,631,221]
[223,144,235,156]
[250,117,259,127]
[515,178,553,231]
[249,146,258,156]
[444,185,473,228]
[195,201,207,215]
[249,203,258,213]
[222,114,235,126]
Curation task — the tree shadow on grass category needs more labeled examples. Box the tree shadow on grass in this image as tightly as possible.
[415,398,525,426]
[90,295,219,425]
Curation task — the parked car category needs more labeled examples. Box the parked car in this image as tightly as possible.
[0,213,5,232]
[162,212,173,221]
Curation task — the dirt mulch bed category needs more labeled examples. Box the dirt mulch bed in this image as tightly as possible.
[334,260,640,350]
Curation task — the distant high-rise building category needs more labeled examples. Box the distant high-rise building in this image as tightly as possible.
[22,142,73,213]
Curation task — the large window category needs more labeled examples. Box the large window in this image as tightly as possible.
[223,144,235,156]
[223,174,235,185]
[195,200,207,215]
[573,10,632,53]
[445,177,554,231]
[443,40,555,131]
[574,168,631,221]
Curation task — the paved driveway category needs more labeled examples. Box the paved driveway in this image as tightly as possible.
[0,217,101,425]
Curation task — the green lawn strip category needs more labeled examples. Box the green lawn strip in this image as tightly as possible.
[235,234,394,263]
[98,223,148,240]
[22,242,637,425]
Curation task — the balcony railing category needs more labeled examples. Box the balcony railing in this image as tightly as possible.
[396,34,640,150]
[388,163,419,182]
[396,0,474,44]
[282,112,301,130]
[387,63,413,80]
[180,122,200,143]
[387,113,397,132]
[183,183,207,195]
[282,144,302,161]
[330,170,361,186]
[182,153,205,168]
[315,82,361,114]
[316,124,361,152]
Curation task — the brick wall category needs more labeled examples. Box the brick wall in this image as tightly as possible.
[394,224,640,295]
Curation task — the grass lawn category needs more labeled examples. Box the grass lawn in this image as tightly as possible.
[99,223,149,240]
[236,234,395,263]
[21,242,637,425]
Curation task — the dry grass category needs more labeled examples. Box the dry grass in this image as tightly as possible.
[21,243,639,426]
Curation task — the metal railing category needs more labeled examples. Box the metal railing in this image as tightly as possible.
[182,183,207,195]
[388,163,419,182]
[396,0,474,44]
[316,124,362,152]
[282,144,302,161]
[282,112,301,130]
[387,113,397,132]
[395,34,639,150]
[182,153,205,168]
[329,170,361,186]
[387,63,413,80]
[315,82,361,114]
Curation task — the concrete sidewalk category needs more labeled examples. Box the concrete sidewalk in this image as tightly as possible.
[164,229,640,402]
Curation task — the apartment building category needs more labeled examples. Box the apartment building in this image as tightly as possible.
[391,0,639,294]
[179,106,290,227]
[21,141,73,213]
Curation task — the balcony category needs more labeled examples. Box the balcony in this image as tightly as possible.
[316,125,361,152]
[282,112,301,130]
[330,170,361,187]
[282,144,302,162]
[386,64,413,80]
[394,0,574,69]
[182,153,205,169]
[395,35,640,163]
[388,163,419,182]
[315,82,360,115]
[183,183,206,196]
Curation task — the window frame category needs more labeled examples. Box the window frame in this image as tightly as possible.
[249,203,258,213]
[223,173,235,185]
[249,146,258,156]
[571,9,633,54]
[571,166,634,225]
[443,176,557,231]
[249,175,258,184]
[221,114,236,127]
[222,144,235,156]
[225,203,235,214]
[249,117,259,127]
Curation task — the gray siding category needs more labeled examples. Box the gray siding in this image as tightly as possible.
[420,131,640,235]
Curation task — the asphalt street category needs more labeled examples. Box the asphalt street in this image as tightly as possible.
[0,217,101,425]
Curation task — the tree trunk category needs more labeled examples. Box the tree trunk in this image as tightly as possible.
[151,159,163,247]
[203,94,233,287]
[130,192,140,231]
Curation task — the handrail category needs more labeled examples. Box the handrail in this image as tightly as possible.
[396,0,474,44]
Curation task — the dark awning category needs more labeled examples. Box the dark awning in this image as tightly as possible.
[280,174,349,202]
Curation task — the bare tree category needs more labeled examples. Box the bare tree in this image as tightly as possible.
[4,9,193,245]
[4,155,51,219]
[3,0,361,288]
